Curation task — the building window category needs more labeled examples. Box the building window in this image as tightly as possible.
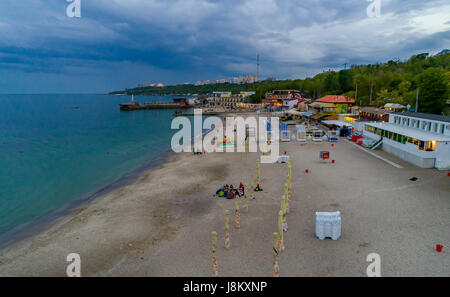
[441,124,445,134]
[425,141,437,152]
[366,125,376,133]
[418,140,424,151]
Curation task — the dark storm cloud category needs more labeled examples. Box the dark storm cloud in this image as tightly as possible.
[0,0,448,93]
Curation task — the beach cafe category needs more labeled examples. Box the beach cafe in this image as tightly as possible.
[363,112,450,170]
[313,95,355,114]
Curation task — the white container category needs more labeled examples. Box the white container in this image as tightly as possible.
[277,155,290,163]
[281,130,291,142]
[315,211,341,240]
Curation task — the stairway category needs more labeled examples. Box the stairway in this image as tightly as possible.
[369,137,383,150]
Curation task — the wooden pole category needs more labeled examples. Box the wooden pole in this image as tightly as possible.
[273,232,280,277]
[243,184,248,212]
[250,174,255,199]
[212,231,218,276]
[282,196,289,231]
[235,195,240,228]
[278,211,284,251]
[287,180,291,201]
[257,160,261,184]
[225,210,230,249]
[284,194,290,215]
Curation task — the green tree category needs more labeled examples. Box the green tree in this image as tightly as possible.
[323,72,340,93]
[418,67,447,114]
[338,70,353,93]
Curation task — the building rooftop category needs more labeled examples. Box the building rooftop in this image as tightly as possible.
[360,107,392,115]
[366,122,450,141]
[316,95,355,104]
[399,112,450,123]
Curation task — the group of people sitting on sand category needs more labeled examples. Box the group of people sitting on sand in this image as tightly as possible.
[215,183,263,199]
[216,183,244,199]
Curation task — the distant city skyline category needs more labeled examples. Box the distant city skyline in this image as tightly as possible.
[0,0,449,93]
[137,74,277,88]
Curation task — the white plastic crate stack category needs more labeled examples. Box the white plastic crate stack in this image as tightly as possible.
[277,155,290,163]
[315,211,341,240]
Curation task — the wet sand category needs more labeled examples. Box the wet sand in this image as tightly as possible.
[0,136,449,276]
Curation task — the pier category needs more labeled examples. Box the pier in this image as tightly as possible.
[120,96,191,111]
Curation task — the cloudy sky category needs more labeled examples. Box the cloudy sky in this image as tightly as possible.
[0,0,449,93]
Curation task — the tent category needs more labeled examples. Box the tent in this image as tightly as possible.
[310,112,327,121]
[287,109,302,116]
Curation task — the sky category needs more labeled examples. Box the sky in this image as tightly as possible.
[0,0,449,93]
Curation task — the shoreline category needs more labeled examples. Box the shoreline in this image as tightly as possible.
[0,109,218,252]
[0,149,175,250]
[0,148,232,276]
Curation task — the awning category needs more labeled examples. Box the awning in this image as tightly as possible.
[384,103,405,109]
[310,112,327,121]
[302,111,314,118]
[322,120,352,127]
[287,109,302,116]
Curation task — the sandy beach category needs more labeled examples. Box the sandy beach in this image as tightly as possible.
[0,125,449,277]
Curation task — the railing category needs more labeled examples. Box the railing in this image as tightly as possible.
[143,101,183,105]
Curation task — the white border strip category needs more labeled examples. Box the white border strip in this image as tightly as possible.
[346,140,403,169]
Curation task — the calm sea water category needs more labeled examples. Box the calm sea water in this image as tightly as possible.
[0,94,193,244]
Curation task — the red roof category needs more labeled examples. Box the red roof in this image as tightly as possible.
[316,95,355,104]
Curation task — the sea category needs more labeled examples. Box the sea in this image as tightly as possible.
[0,94,198,247]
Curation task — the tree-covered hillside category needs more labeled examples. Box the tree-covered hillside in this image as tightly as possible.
[294,51,449,115]
[111,51,449,115]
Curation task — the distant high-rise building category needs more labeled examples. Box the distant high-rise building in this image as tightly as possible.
[256,53,260,82]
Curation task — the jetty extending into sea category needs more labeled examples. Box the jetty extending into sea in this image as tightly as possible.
[120,96,192,111]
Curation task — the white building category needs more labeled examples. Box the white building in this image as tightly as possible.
[282,98,299,110]
[213,91,232,98]
[363,112,450,170]
[240,91,256,98]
